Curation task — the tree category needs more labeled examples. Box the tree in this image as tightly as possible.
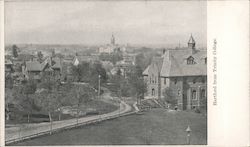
[51,49,55,57]
[5,88,14,120]
[37,74,60,134]
[89,63,107,89]
[12,45,19,58]
[163,87,177,109]
[5,74,13,89]
[12,79,37,123]
[22,80,37,122]
[37,89,58,134]
[71,62,91,82]
[70,85,93,124]
[37,51,43,63]
[111,52,123,65]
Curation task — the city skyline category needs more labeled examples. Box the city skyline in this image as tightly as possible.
[5,1,206,48]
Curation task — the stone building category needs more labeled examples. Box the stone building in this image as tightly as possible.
[142,35,207,110]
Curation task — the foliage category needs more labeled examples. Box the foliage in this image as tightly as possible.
[108,65,147,99]
[10,79,38,122]
[37,51,43,63]
[99,52,123,65]
[5,74,13,89]
[71,62,90,82]
[71,62,107,89]
[163,87,177,108]
[135,53,154,71]
[12,44,19,58]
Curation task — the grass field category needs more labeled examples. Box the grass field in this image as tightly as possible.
[14,108,207,145]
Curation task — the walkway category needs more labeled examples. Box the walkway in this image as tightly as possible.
[5,95,132,144]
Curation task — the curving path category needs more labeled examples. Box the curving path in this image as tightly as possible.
[5,90,132,143]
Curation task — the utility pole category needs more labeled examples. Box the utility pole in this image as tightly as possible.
[98,75,101,99]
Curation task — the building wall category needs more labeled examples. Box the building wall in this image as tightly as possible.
[160,77,170,97]
[144,64,160,98]
[159,76,207,110]
[184,76,207,110]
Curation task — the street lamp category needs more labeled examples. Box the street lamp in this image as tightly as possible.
[186,125,192,144]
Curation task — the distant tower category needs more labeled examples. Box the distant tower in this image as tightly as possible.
[188,34,196,49]
[111,34,115,45]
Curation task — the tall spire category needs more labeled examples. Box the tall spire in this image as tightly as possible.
[111,33,115,45]
[188,34,195,49]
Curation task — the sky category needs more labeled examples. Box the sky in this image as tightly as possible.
[5,1,207,47]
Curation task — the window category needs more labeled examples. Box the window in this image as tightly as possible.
[201,89,206,98]
[178,89,181,96]
[174,78,177,84]
[187,56,195,65]
[164,78,166,85]
[193,79,196,84]
[152,88,155,96]
[152,74,154,83]
[202,77,205,83]
[192,90,197,99]
[205,57,207,64]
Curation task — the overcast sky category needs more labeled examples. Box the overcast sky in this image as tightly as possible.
[5,1,206,47]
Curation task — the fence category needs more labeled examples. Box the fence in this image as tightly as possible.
[5,111,136,145]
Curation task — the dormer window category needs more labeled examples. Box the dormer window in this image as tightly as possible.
[187,56,195,65]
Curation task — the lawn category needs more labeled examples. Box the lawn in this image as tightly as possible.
[14,108,207,145]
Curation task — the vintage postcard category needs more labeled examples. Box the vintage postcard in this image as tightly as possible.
[1,0,249,146]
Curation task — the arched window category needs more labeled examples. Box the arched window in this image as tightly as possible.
[187,56,195,65]
[152,88,155,96]
[192,90,197,99]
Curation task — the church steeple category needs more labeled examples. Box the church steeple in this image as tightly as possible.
[111,34,115,45]
[188,34,196,49]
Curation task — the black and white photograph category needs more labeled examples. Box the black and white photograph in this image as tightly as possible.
[4,0,207,145]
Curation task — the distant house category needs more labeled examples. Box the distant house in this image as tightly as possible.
[23,56,62,81]
[72,55,99,66]
[122,52,136,65]
[5,59,13,76]
[143,35,207,110]
[24,61,47,80]
[98,34,126,54]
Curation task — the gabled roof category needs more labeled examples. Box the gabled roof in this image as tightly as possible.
[5,59,13,65]
[143,48,207,77]
[152,57,163,71]
[142,66,149,75]
[26,61,44,71]
[142,56,163,76]
[160,49,206,77]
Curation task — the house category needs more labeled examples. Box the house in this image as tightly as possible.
[143,35,207,110]
[24,61,47,80]
[98,34,123,54]
[23,56,62,81]
[5,59,13,76]
[72,55,99,66]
